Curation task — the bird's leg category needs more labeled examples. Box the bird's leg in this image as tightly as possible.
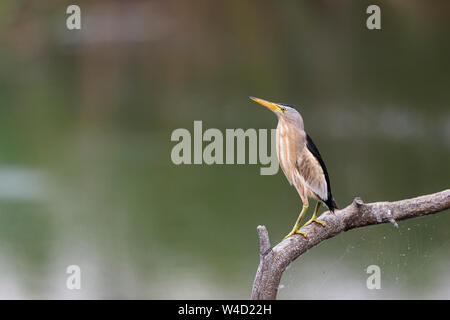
[283,205,309,240]
[303,202,326,227]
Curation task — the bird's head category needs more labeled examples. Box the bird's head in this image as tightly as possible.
[250,96,304,128]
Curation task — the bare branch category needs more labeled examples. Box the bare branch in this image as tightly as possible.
[251,189,450,300]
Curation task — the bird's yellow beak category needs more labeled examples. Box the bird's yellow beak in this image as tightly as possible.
[249,96,285,113]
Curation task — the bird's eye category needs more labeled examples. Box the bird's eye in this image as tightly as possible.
[280,106,286,112]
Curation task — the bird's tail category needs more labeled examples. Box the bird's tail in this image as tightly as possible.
[328,198,338,212]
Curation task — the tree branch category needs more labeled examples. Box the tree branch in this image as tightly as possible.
[251,189,450,300]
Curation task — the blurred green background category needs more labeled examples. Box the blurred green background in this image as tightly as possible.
[0,0,449,299]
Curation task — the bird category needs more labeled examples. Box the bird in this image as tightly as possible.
[250,96,338,239]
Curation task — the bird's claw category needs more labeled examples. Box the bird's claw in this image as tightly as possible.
[304,218,326,228]
[283,229,309,240]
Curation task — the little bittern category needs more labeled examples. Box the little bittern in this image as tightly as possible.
[250,97,338,239]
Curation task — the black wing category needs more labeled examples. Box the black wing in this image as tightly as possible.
[306,134,337,211]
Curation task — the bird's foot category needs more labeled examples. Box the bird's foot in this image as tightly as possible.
[303,218,326,228]
[283,229,309,240]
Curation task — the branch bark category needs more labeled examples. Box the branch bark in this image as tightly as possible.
[251,189,450,300]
